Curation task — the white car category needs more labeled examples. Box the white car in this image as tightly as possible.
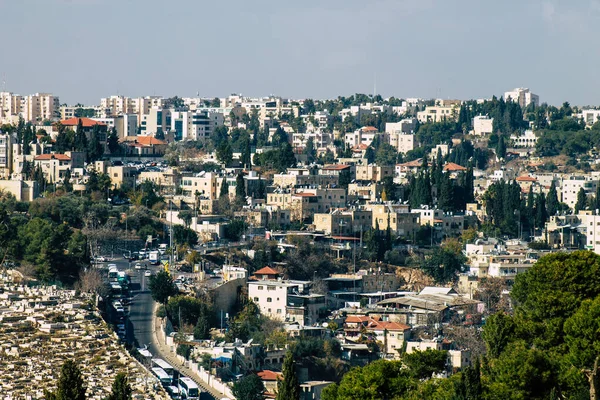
[144,270,152,277]
[135,263,143,270]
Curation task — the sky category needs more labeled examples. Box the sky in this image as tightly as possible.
[1,0,599,106]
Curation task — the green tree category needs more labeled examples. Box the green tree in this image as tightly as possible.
[236,172,246,200]
[232,374,265,400]
[107,127,120,154]
[216,141,233,166]
[564,296,600,398]
[496,135,506,159]
[276,351,300,400]
[575,187,587,213]
[87,124,104,162]
[106,373,132,400]
[421,240,466,283]
[305,137,316,163]
[148,270,178,305]
[74,119,88,152]
[402,349,448,379]
[338,169,352,189]
[481,312,516,358]
[44,360,86,400]
[219,178,229,199]
[546,181,559,217]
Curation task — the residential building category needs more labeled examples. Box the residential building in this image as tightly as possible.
[510,130,537,148]
[417,104,459,123]
[472,115,493,136]
[344,126,379,148]
[503,87,539,108]
[581,109,600,126]
[355,164,393,182]
[59,117,108,144]
[561,175,596,209]
[114,114,138,138]
[120,136,168,156]
[33,151,85,183]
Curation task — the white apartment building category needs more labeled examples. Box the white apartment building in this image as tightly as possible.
[100,96,163,119]
[417,105,458,123]
[344,126,379,148]
[0,92,59,123]
[248,280,298,321]
[114,114,138,138]
[581,109,600,126]
[472,115,493,136]
[168,110,224,141]
[560,175,597,209]
[503,88,539,108]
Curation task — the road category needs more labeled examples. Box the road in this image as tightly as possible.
[109,257,219,400]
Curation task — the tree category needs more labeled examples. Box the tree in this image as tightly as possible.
[338,169,352,189]
[148,270,178,305]
[74,119,88,153]
[305,137,316,163]
[216,141,233,166]
[575,187,587,213]
[547,181,559,216]
[421,240,467,283]
[236,172,246,200]
[106,373,132,400]
[564,296,600,399]
[276,351,300,400]
[219,178,229,199]
[402,349,448,379]
[44,360,86,400]
[87,124,104,162]
[481,312,516,358]
[107,127,120,154]
[496,135,506,159]
[232,374,265,400]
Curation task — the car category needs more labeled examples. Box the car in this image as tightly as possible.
[134,263,143,270]
[144,270,152,277]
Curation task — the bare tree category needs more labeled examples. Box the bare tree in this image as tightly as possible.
[75,268,108,297]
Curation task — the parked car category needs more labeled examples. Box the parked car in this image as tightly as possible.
[144,270,152,277]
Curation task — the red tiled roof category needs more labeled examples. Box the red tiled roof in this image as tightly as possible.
[323,164,350,171]
[254,266,279,276]
[368,320,411,331]
[397,159,424,168]
[516,175,537,182]
[34,154,71,161]
[361,126,378,132]
[60,117,106,127]
[443,162,467,172]
[126,136,167,146]
[257,370,282,381]
[345,315,371,324]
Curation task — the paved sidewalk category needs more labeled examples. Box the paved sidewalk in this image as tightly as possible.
[151,304,226,400]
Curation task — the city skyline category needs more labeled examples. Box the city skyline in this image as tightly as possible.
[2,0,600,105]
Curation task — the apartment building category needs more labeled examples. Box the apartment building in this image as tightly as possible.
[347,182,383,203]
[503,88,539,108]
[417,104,458,123]
[344,126,379,148]
[273,167,339,188]
[0,133,15,178]
[0,92,59,123]
[33,151,85,183]
[560,175,596,209]
[314,208,373,236]
[114,114,138,138]
[581,109,600,126]
[368,203,419,237]
[472,115,493,136]
[355,164,393,182]
[267,187,347,221]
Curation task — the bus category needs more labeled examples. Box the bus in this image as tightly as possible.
[166,385,181,399]
[151,358,174,377]
[178,377,199,399]
[152,367,172,386]
[108,266,119,282]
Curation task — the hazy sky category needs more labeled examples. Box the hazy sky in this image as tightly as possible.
[1,0,598,105]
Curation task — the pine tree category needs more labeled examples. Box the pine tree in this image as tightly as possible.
[106,373,132,400]
[438,173,454,212]
[547,181,559,216]
[44,360,86,400]
[87,125,103,162]
[276,351,300,400]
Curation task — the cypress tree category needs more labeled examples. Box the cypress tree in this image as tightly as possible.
[44,360,86,400]
[276,351,300,400]
[106,373,132,400]
[547,181,559,216]
[219,178,229,199]
[575,187,587,214]
[438,173,454,212]
[496,135,506,159]
[236,173,246,199]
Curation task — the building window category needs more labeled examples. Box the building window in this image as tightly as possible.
[258,286,264,290]
[254,297,259,302]
[267,298,272,302]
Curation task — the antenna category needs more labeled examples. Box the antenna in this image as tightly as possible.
[1,73,5,92]
[373,72,377,99]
